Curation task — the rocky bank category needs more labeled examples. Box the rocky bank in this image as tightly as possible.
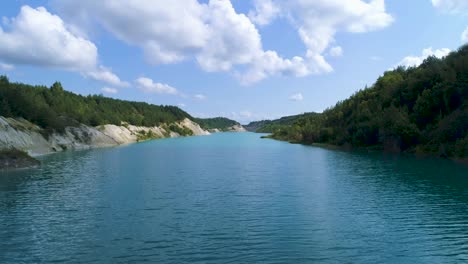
[0,116,210,157]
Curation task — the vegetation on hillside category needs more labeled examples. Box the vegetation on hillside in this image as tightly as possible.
[261,44,468,158]
[195,117,239,131]
[245,113,318,133]
[168,124,194,136]
[0,76,197,133]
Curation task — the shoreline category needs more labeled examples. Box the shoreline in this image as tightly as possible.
[0,125,248,170]
[0,116,212,170]
[0,133,211,170]
[261,134,468,165]
[0,149,41,170]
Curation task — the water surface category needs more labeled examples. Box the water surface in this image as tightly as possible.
[1,133,467,263]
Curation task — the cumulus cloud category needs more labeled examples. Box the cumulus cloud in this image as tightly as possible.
[396,47,451,68]
[329,46,343,57]
[0,63,14,71]
[195,0,264,72]
[53,0,208,65]
[53,0,270,83]
[239,51,310,85]
[0,6,129,88]
[0,6,97,70]
[289,93,304,101]
[462,27,468,43]
[194,94,207,100]
[249,0,280,26]
[135,77,179,95]
[84,66,129,87]
[178,103,186,108]
[53,0,393,84]
[291,0,392,69]
[237,0,393,83]
[431,0,468,13]
[101,87,118,94]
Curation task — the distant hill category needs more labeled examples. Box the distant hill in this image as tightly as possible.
[194,117,240,131]
[0,76,237,133]
[263,44,468,158]
[244,120,272,132]
[245,113,318,133]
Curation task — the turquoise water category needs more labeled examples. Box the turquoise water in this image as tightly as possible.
[1,132,467,263]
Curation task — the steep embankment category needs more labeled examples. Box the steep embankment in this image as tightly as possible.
[0,116,210,157]
[226,124,247,132]
[0,149,41,169]
[195,117,246,132]
[258,44,468,158]
[0,76,246,168]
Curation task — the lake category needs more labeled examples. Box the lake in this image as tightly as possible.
[1,132,467,263]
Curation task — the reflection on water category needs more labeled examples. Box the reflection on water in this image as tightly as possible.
[1,133,467,263]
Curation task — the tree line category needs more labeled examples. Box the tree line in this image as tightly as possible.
[255,44,468,158]
[245,113,318,133]
[0,76,241,134]
[194,117,239,131]
[0,77,192,133]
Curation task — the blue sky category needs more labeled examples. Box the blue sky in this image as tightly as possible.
[0,0,467,123]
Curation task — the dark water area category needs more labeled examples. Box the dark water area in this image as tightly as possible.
[1,133,467,263]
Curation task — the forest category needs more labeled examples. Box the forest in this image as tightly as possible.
[245,113,318,133]
[251,44,468,158]
[0,76,234,133]
[194,117,239,131]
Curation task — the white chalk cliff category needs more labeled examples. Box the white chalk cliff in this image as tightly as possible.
[0,117,210,156]
[227,124,247,132]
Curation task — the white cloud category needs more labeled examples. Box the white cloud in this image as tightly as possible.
[53,0,208,65]
[196,0,264,72]
[135,77,179,95]
[84,66,129,87]
[240,111,252,118]
[289,93,304,101]
[0,63,14,71]
[223,111,280,123]
[101,87,118,94]
[239,0,393,84]
[194,94,207,100]
[329,46,343,57]
[396,47,451,68]
[239,51,310,85]
[53,0,392,84]
[462,27,468,43]
[431,0,468,13]
[288,0,392,68]
[0,6,130,88]
[249,0,280,26]
[178,103,186,108]
[0,6,97,70]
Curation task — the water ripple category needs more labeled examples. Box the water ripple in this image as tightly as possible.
[1,133,467,263]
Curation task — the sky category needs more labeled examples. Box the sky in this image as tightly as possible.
[0,0,467,124]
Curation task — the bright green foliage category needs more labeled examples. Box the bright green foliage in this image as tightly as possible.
[0,78,192,132]
[245,113,318,133]
[136,130,161,142]
[195,117,239,131]
[168,124,194,136]
[262,44,468,158]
